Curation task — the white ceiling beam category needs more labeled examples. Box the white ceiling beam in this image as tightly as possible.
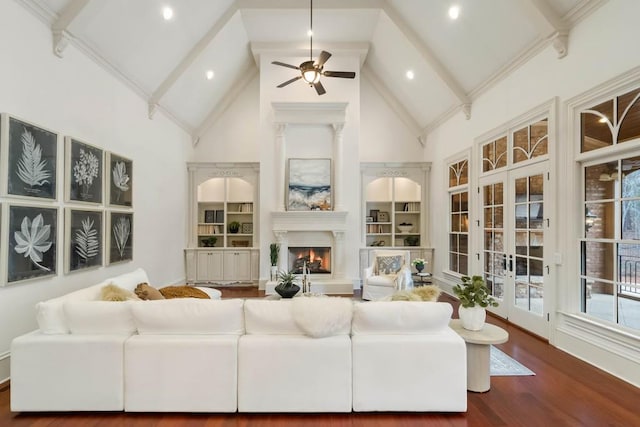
[517,0,569,58]
[362,66,426,147]
[148,1,240,118]
[51,0,91,58]
[192,64,259,145]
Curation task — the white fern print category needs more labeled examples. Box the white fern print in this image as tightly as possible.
[75,217,99,261]
[17,129,51,188]
[13,213,53,271]
[112,161,130,202]
[113,217,130,258]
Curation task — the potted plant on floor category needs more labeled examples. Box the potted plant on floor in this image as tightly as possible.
[270,243,280,281]
[452,275,499,331]
[275,270,300,298]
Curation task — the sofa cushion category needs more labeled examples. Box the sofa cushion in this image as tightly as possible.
[244,300,303,335]
[351,301,453,335]
[109,268,149,292]
[291,297,353,337]
[64,301,136,335]
[36,280,110,334]
[131,299,244,335]
[367,274,396,287]
[375,256,403,275]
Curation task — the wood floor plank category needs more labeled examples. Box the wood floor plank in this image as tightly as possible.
[1,289,638,426]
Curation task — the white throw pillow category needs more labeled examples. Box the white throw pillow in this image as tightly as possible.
[109,268,149,292]
[131,299,244,335]
[351,301,453,335]
[292,297,353,337]
[64,301,136,335]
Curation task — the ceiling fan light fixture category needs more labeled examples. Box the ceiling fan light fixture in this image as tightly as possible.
[303,70,320,84]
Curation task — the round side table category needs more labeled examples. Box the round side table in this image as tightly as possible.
[449,319,509,392]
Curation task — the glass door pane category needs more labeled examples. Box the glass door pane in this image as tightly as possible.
[483,182,506,300]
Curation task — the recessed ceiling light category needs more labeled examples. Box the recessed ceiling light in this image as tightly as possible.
[406,70,415,80]
[307,29,313,37]
[448,5,460,20]
[598,117,607,123]
[162,7,174,21]
[206,70,215,80]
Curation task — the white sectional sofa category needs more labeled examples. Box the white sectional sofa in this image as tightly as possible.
[11,269,467,413]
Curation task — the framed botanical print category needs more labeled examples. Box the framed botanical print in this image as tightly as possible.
[3,115,58,200]
[107,152,132,207]
[65,208,103,273]
[107,211,133,264]
[286,158,332,211]
[6,204,58,283]
[65,137,103,204]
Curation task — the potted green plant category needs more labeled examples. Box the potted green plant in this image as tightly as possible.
[228,221,240,234]
[411,258,426,273]
[202,236,217,247]
[269,243,280,281]
[452,275,499,331]
[275,270,300,298]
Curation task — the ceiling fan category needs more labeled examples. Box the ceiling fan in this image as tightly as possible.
[271,0,356,95]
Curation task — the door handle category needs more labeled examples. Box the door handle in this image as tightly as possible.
[508,254,513,272]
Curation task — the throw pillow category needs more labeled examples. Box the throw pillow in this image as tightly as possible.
[101,283,140,301]
[375,255,403,275]
[412,285,442,302]
[159,286,210,299]
[134,282,165,300]
[391,290,422,301]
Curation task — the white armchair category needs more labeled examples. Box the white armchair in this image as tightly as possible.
[362,250,413,300]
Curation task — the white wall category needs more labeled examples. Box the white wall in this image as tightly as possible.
[0,1,193,381]
[426,0,640,386]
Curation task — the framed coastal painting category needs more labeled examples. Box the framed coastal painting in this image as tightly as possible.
[107,211,133,264]
[3,115,58,200]
[286,158,332,211]
[65,208,103,273]
[6,204,58,284]
[107,152,132,207]
[65,137,103,204]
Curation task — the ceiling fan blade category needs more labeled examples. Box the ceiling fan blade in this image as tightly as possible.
[323,70,356,79]
[272,61,300,70]
[316,50,332,67]
[277,75,302,88]
[314,80,326,96]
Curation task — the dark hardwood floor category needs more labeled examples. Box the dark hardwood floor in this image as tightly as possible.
[1,287,638,427]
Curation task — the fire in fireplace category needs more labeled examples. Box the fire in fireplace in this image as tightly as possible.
[288,247,331,274]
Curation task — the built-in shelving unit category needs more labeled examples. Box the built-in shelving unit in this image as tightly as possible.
[185,163,260,284]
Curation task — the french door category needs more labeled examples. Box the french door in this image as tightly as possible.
[480,161,550,339]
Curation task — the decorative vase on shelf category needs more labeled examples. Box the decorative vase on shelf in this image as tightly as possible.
[458,306,486,331]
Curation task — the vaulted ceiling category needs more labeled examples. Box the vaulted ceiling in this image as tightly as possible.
[20,0,606,141]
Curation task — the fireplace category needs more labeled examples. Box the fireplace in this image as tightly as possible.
[288,247,331,274]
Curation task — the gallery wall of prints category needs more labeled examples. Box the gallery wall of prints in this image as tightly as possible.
[0,113,133,286]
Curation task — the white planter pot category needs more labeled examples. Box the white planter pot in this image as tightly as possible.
[458,306,486,331]
[270,266,278,281]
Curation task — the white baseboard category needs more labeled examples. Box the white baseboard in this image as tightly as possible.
[0,351,10,385]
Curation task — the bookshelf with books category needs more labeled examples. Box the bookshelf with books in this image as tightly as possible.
[186,165,260,285]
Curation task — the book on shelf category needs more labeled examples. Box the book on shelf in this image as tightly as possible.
[402,202,419,212]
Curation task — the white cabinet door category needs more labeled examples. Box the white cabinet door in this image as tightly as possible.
[196,251,223,282]
[223,251,251,281]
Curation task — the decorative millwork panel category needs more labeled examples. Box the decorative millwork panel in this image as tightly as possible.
[377,170,409,177]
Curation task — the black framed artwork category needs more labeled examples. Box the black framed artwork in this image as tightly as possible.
[66,208,103,273]
[5,116,58,200]
[66,137,103,204]
[108,211,133,264]
[7,205,57,283]
[107,152,132,207]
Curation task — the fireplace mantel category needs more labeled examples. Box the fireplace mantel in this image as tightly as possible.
[271,211,348,232]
